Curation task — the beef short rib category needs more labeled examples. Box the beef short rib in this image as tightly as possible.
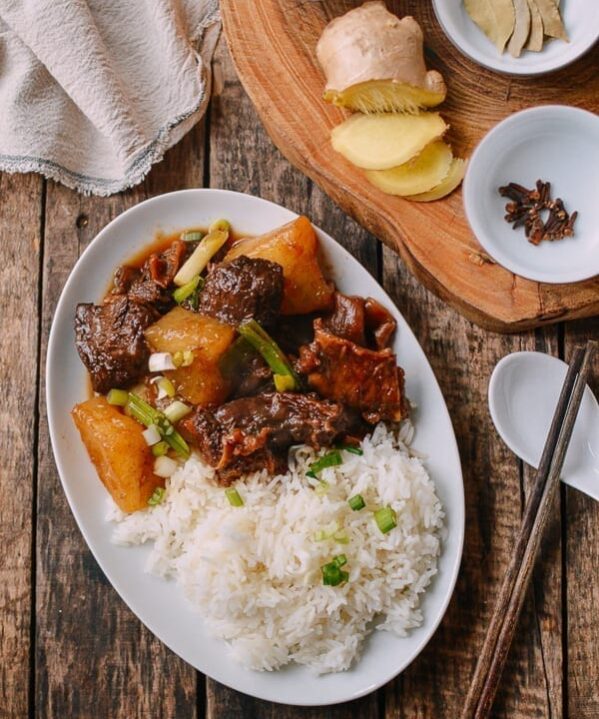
[199,256,283,326]
[75,296,158,394]
[180,392,363,483]
[298,320,407,424]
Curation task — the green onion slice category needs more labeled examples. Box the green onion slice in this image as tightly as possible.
[181,230,203,243]
[152,441,169,457]
[374,506,397,534]
[127,393,190,459]
[164,400,192,423]
[338,444,364,456]
[333,554,347,567]
[107,388,128,406]
[321,560,349,587]
[309,450,343,475]
[148,486,166,506]
[225,487,244,507]
[173,275,203,304]
[237,319,300,391]
[273,373,296,392]
[348,494,365,511]
[209,218,230,234]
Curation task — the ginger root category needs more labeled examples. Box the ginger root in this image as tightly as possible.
[331,112,447,171]
[316,1,446,114]
[406,158,467,202]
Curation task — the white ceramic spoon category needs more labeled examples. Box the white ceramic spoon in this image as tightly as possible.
[489,351,599,501]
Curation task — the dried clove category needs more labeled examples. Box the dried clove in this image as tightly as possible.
[498,179,578,245]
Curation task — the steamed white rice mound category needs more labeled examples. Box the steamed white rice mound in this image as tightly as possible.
[109,423,444,674]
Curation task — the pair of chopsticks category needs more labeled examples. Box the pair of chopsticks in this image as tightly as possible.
[462,339,597,719]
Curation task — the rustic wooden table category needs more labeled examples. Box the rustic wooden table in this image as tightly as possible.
[2,39,598,719]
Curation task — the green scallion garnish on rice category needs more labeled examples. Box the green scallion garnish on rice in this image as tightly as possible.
[374,506,397,534]
[321,558,349,586]
[348,494,365,511]
[225,487,244,507]
[337,444,363,456]
[309,450,343,475]
[148,486,166,506]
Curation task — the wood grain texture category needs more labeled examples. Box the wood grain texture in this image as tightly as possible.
[381,249,563,718]
[33,130,205,719]
[564,318,599,719]
[220,0,599,332]
[206,35,381,716]
[0,172,43,719]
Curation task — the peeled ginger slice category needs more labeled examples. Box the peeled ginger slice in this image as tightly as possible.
[406,158,466,202]
[365,141,453,196]
[324,80,446,115]
[331,113,447,171]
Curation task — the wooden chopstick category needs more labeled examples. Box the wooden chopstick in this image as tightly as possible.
[462,340,597,719]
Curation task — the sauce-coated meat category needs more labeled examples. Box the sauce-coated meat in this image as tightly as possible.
[298,320,407,424]
[75,296,158,394]
[199,256,284,326]
[322,293,397,350]
[112,240,186,310]
[180,392,363,484]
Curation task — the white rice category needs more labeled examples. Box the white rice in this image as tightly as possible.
[108,423,444,674]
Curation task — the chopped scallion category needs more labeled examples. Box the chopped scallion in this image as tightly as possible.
[156,376,175,399]
[209,218,230,234]
[164,400,192,423]
[314,480,330,497]
[348,494,365,511]
[149,352,176,372]
[333,531,349,544]
[321,560,349,587]
[237,319,300,391]
[181,230,203,243]
[333,554,347,567]
[225,487,244,507]
[127,393,190,459]
[106,388,128,406]
[309,450,343,475]
[142,424,162,446]
[374,506,397,534]
[306,470,317,480]
[148,486,166,506]
[152,441,169,457]
[273,373,296,392]
[173,229,228,286]
[173,350,194,368]
[173,275,202,304]
[339,445,364,456]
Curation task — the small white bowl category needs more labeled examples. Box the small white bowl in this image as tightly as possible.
[462,105,599,284]
[433,0,599,75]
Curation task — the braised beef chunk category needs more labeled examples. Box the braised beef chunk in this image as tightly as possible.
[75,296,158,394]
[111,240,186,311]
[199,256,284,326]
[322,293,366,346]
[298,320,407,424]
[321,293,396,350]
[364,297,396,349]
[180,392,363,483]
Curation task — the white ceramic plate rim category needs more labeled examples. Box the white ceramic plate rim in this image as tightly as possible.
[46,189,464,706]
[463,105,599,284]
[432,0,599,76]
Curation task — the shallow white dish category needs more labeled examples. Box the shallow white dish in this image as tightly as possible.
[47,189,464,706]
[463,105,599,284]
[432,0,599,75]
[489,351,599,502]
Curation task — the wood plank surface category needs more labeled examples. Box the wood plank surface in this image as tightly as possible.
[220,0,599,332]
[0,172,44,719]
[33,129,206,719]
[0,31,598,719]
[564,318,599,719]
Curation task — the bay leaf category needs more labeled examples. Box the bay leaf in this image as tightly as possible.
[464,0,516,53]
[535,0,568,41]
[508,0,531,57]
[526,0,544,51]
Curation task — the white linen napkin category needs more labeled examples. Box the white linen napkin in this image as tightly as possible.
[0,0,220,195]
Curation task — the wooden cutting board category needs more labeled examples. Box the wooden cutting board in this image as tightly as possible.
[220,0,599,333]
